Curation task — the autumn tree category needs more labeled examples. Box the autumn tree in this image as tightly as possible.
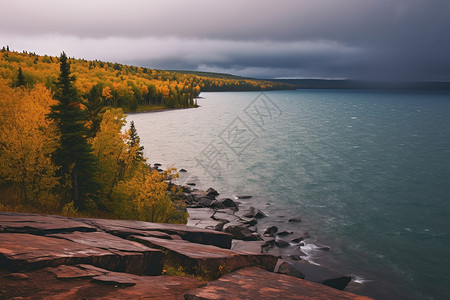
[48,52,98,210]
[0,80,60,210]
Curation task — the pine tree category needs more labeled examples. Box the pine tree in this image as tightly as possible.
[48,52,98,210]
[15,67,26,87]
[129,121,144,161]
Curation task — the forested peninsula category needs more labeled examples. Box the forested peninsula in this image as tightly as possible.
[0,47,292,223]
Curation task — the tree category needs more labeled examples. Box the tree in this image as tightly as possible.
[15,67,26,87]
[129,121,144,162]
[0,81,60,210]
[48,52,98,210]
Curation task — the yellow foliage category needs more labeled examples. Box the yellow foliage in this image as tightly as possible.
[0,80,60,209]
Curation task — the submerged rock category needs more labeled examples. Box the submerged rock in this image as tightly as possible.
[288,218,302,223]
[242,206,267,219]
[263,226,278,237]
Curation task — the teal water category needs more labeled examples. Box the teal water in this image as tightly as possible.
[128,90,450,299]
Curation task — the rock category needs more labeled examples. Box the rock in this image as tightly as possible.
[277,231,293,237]
[241,218,257,226]
[7,273,29,280]
[0,233,119,272]
[263,226,278,237]
[92,273,137,287]
[261,239,275,250]
[211,210,240,224]
[224,225,262,241]
[205,187,219,197]
[275,239,291,248]
[277,261,352,290]
[45,264,108,279]
[242,206,267,219]
[198,197,219,208]
[278,261,306,279]
[47,231,164,275]
[231,240,264,254]
[288,218,302,223]
[184,267,373,300]
[186,182,196,186]
[153,163,162,167]
[291,236,304,243]
[287,254,303,261]
[0,212,97,235]
[79,217,232,249]
[214,222,226,231]
[218,198,238,209]
[247,226,257,232]
[179,168,187,172]
[129,236,278,280]
[236,195,252,199]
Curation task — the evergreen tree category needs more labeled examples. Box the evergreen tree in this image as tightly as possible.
[15,67,26,87]
[48,52,98,210]
[129,121,144,161]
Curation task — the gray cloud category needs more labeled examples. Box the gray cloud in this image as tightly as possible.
[1,0,449,80]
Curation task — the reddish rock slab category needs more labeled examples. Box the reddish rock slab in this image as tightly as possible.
[184,267,374,300]
[0,233,119,272]
[79,217,232,248]
[0,212,96,234]
[130,236,278,280]
[47,231,164,275]
[0,266,203,300]
[45,264,107,279]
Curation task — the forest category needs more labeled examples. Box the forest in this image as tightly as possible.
[0,48,292,223]
[0,47,293,112]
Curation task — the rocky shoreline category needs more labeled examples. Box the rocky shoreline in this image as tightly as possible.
[0,167,372,299]
[0,209,373,299]
[173,181,359,291]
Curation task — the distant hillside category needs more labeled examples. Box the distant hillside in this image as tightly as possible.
[272,79,450,91]
[0,48,293,112]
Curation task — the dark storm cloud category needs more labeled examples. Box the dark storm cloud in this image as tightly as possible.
[1,0,449,80]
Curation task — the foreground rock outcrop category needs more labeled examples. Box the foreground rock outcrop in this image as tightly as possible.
[0,212,373,299]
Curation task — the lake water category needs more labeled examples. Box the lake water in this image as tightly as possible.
[128,90,450,300]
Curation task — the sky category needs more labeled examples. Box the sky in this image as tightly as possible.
[1,0,450,81]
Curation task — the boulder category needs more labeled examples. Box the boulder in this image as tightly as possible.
[129,236,278,280]
[224,225,262,241]
[184,267,373,300]
[278,261,305,279]
[198,197,220,208]
[242,206,267,219]
[205,187,219,197]
[179,168,187,172]
[218,198,238,208]
[263,226,278,237]
[275,239,291,248]
[236,195,252,199]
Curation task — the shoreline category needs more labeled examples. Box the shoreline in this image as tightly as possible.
[167,166,363,294]
[126,105,200,115]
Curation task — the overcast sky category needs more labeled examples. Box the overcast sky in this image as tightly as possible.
[1,0,449,81]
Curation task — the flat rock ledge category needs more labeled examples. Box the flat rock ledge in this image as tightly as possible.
[0,212,373,299]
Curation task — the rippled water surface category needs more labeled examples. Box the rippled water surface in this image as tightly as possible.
[128,90,450,299]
